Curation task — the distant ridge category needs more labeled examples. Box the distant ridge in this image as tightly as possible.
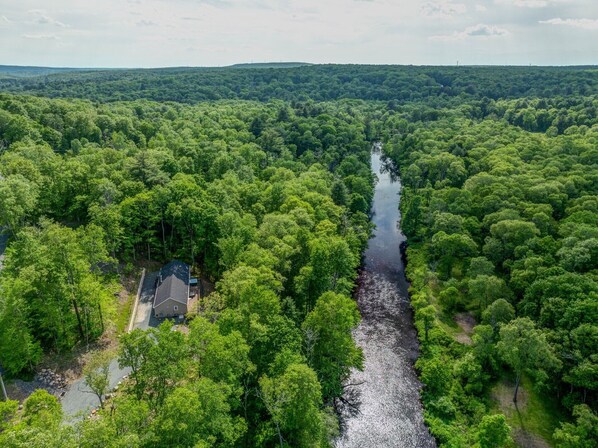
[0,62,312,78]
[0,65,103,78]
[227,62,312,69]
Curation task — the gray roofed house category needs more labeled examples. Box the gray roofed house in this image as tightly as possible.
[153,260,191,318]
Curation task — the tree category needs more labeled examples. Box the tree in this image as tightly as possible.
[295,236,358,311]
[430,231,478,278]
[302,292,362,400]
[108,395,150,440]
[22,390,62,428]
[152,381,246,448]
[1,220,112,352]
[260,363,323,448]
[439,286,460,312]
[497,318,560,402]
[0,174,38,236]
[482,299,515,331]
[472,324,499,372]
[187,317,252,401]
[468,257,495,278]
[483,220,539,265]
[418,356,451,396]
[0,400,18,431]
[83,350,113,408]
[141,322,188,407]
[553,404,598,448]
[0,281,42,375]
[416,305,437,342]
[118,328,153,399]
[477,414,512,448]
[468,275,512,311]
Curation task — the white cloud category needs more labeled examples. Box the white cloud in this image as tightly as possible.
[494,0,546,7]
[495,0,572,7]
[421,1,467,18]
[539,17,598,30]
[22,33,60,40]
[137,19,158,26]
[27,9,67,27]
[475,5,487,11]
[430,23,510,40]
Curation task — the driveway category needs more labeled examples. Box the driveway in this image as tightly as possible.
[61,270,159,417]
[61,359,131,417]
[132,271,161,330]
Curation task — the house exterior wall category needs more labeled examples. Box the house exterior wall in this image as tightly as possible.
[154,298,188,317]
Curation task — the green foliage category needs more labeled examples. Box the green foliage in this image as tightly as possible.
[151,380,246,447]
[476,414,512,448]
[83,350,113,408]
[0,219,113,362]
[302,292,363,401]
[260,363,324,448]
[497,318,561,402]
[1,65,595,104]
[390,93,598,446]
[0,68,595,447]
[482,299,515,331]
[553,404,598,448]
[22,390,62,428]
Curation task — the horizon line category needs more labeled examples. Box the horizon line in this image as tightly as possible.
[1,62,597,71]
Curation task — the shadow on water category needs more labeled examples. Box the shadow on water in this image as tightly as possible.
[335,143,435,448]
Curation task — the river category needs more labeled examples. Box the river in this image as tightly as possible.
[336,144,436,448]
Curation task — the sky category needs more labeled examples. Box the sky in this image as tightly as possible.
[0,0,596,67]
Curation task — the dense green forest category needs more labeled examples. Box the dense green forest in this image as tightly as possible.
[0,65,596,447]
[0,65,596,104]
[0,94,374,446]
[380,96,598,446]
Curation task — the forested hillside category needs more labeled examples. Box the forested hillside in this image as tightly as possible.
[0,64,596,448]
[381,96,597,446]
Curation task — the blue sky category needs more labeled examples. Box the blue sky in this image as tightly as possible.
[0,0,596,67]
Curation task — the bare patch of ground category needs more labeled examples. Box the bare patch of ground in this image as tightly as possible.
[492,379,530,413]
[513,429,552,448]
[453,312,477,345]
[492,379,553,448]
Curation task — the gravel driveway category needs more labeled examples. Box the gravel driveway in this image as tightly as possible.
[61,271,159,417]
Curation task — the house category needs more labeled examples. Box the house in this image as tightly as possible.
[153,260,191,318]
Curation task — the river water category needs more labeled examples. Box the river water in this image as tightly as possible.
[336,145,436,448]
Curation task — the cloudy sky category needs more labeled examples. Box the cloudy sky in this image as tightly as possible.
[0,0,596,67]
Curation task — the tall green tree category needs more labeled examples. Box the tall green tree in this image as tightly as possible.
[302,292,362,401]
[260,363,324,448]
[497,317,560,402]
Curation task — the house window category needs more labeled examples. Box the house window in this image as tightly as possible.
[174,305,179,311]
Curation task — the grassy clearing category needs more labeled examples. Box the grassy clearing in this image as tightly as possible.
[490,375,568,447]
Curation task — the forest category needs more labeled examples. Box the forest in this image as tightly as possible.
[379,95,598,447]
[0,65,596,447]
[0,64,596,104]
[0,94,375,447]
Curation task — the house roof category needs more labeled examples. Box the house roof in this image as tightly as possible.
[153,260,189,308]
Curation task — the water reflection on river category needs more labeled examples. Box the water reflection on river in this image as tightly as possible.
[335,144,436,448]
